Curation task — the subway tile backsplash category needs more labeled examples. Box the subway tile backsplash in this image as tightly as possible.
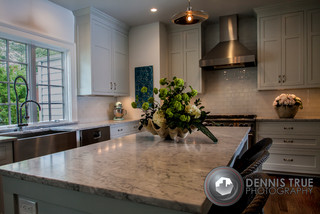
[198,67,320,118]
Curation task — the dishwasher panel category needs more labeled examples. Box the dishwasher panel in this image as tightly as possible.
[80,126,110,146]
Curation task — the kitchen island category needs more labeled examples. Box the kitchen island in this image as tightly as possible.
[0,127,249,214]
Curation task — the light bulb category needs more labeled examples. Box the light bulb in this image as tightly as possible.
[187,14,193,22]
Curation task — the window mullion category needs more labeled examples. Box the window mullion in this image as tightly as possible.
[5,39,12,125]
[29,45,37,123]
[47,49,52,121]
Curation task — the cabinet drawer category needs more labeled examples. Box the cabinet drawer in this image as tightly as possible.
[110,121,140,139]
[257,122,320,135]
[257,134,320,149]
[0,142,13,165]
[262,149,320,175]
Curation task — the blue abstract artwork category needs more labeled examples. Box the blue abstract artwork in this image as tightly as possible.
[135,66,153,108]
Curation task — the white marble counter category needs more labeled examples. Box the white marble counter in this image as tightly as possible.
[256,117,320,122]
[0,136,16,144]
[0,127,249,214]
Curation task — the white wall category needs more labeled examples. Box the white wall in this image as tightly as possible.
[198,17,320,119]
[118,22,165,120]
[0,0,74,43]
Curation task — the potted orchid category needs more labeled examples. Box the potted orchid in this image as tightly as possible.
[131,77,217,143]
[273,93,303,118]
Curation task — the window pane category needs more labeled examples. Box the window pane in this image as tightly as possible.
[49,50,62,69]
[50,86,63,103]
[50,68,62,86]
[0,62,7,82]
[51,104,63,120]
[9,83,27,103]
[9,41,26,63]
[36,47,47,66]
[0,39,6,60]
[39,104,49,121]
[0,105,9,125]
[0,83,8,103]
[37,85,49,103]
[9,63,27,83]
[36,67,48,85]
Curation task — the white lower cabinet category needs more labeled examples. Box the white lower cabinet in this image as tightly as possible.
[257,121,320,175]
[110,121,140,139]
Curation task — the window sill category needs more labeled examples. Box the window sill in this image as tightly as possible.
[0,121,78,134]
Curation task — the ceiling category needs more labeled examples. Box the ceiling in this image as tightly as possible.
[48,0,293,26]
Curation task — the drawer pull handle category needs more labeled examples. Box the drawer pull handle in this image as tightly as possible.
[283,139,294,143]
[283,158,293,162]
[284,127,294,130]
[93,131,102,140]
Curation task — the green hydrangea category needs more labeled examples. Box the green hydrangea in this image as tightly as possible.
[153,88,158,94]
[182,93,189,102]
[174,101,183,111]
[131,102,137,108]
[148,97,154,103]
[191,89,198,97]
[141,86,148,93]
[186,115,191,122]
[175,94,182,101]
[159,88,168,97]
[142,102,149,110]
[159,78,167,85]
[174,78,184,87]
[166,108,174,118]
[179,115,187,121]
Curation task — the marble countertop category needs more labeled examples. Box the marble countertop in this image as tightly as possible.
[0,136,17,143]
[0,127,249,214]
[51,119,139,131]
[256,117,320,122]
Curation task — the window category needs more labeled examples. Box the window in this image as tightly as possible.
[0,38,65,126]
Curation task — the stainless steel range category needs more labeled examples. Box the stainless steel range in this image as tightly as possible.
[204,115,257,147]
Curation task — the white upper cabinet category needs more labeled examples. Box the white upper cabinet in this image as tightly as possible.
[168,24,203,93]
[307,9,320,85]
[255,0,320,90]
[74,7,129,96]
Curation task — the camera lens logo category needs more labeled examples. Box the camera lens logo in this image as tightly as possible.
[204,166,244,206]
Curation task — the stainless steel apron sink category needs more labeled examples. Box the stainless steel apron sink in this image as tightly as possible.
[1,130,77,162]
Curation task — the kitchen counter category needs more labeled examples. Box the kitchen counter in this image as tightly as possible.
[256,117,320,122]
[0,136,16,144]
[0,127,249,214]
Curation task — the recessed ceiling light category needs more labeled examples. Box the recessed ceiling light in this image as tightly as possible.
[150,8,157,13]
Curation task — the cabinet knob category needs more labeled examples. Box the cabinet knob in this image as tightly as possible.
[110,82,113,90]
[283,139,294,143]
[282,75,286,83]
[114,82,116,90]
[278,75,282,83]
[283,158,293,162]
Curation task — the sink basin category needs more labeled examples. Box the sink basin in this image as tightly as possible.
[1,130,65,139]
[0,129,77,162]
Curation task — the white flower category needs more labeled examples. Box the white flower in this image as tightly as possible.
[273,93,302,107]
[185,105,201,119]
[273,101,278,106]
[153,110,166,128]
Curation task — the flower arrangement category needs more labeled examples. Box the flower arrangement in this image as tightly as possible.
[273,94,303,109]
[131,77,217,143]
[273,93,303,118]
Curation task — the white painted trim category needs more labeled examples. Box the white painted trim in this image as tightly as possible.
[0,21,78,123]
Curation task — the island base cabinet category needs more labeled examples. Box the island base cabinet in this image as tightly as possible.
[2,176,190,214]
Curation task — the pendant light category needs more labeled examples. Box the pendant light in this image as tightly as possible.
[171,0,209,25]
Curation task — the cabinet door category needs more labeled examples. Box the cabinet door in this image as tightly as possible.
[113,30,129,96]
[282,12,304,87]
[184,29,202,92]
[259,16,282,88]
[307,9,320,86]
[169,32,184,80]
[91,20,113,95]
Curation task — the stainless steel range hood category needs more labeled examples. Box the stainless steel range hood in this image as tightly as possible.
[199,15,255,69]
